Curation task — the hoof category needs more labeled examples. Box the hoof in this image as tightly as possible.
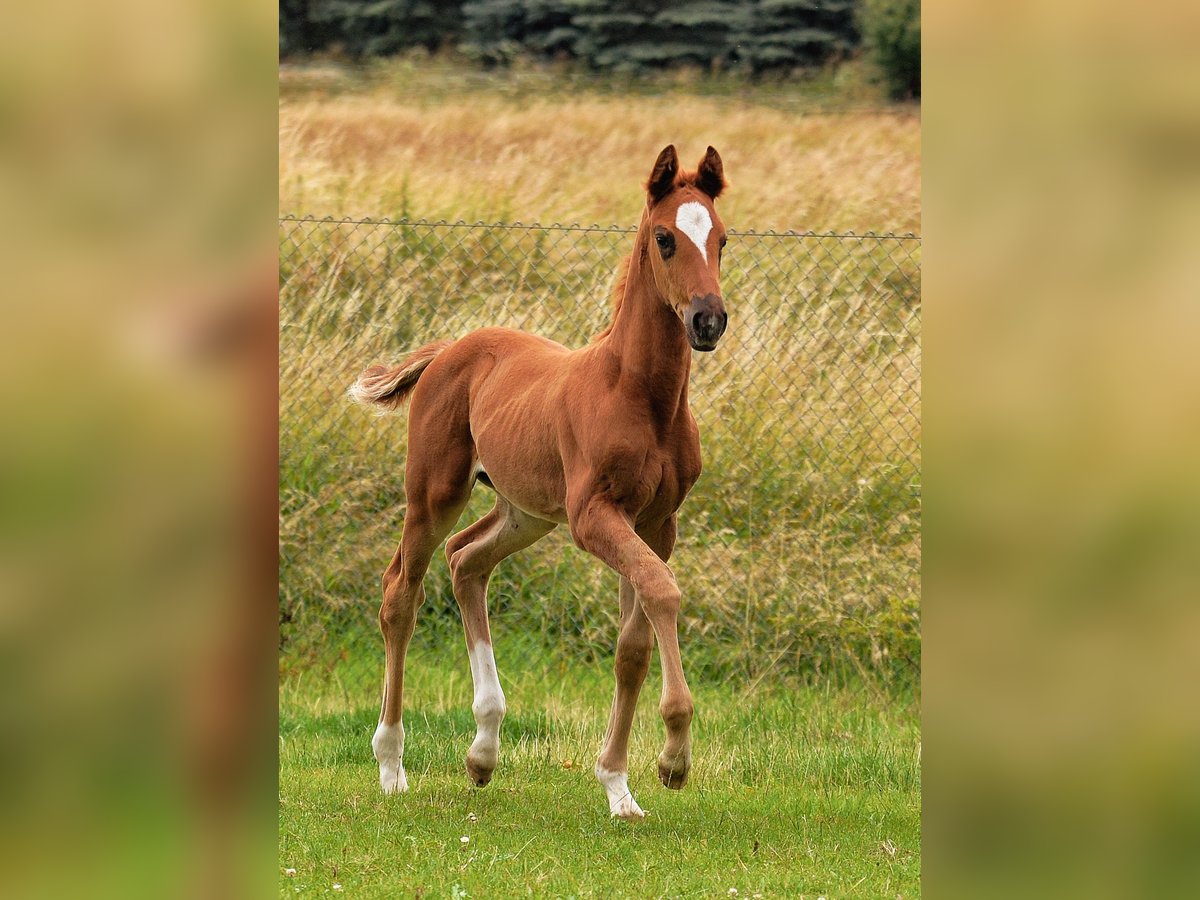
[372,723,407,794]
[596,764,645,821]
[610,792,646,821]
[657,756,690,790]
[380,763,409,794]
[466,755,495,788]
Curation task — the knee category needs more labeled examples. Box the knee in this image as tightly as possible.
[641,579,682,618]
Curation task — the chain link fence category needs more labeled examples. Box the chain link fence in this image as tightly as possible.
[280,215,920,695]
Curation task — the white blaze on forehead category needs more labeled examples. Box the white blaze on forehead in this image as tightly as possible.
[675,201,713,262]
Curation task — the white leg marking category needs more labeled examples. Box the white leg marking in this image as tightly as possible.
[675,201,713,262]
[467,642,505,777]
[596,764,645,820]
[372,721,408,794]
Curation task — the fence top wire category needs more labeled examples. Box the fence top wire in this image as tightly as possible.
[279,213,922,242]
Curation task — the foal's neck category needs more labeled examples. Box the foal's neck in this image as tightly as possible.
[603,234,692,417]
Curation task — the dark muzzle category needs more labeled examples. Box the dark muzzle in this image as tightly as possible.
[685,294,728,351]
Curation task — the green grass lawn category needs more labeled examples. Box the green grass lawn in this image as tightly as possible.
[279,645,920,897]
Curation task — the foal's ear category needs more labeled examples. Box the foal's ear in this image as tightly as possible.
[696,146,726,200]
[647,144,679,203]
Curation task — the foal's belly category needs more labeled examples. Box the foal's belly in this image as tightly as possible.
[476,459,569,524]
[472,423,569,524]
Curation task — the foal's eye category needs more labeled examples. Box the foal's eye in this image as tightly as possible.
[719,236,728,249]
[654,231,675,258]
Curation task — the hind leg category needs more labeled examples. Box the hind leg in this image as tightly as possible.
[372,449,473,794]
[446,497,555,786]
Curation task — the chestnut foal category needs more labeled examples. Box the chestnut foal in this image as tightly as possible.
[351,145,729,819]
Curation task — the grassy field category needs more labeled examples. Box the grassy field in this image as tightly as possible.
[278,60,921,677]
[280,648,920,898]
[279,58,920,234]
[279,57,920,685]
[280,58,921,897]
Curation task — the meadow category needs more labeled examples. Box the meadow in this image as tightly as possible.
[280,648,920,898]
[280,58,921,897]
[279,59,920,234]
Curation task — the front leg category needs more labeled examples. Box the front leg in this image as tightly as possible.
[596,576,652,820]
[572,503,694,813]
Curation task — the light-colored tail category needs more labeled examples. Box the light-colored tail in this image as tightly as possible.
[349,339,453,411]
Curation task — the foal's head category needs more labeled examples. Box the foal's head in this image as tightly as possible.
[643,145,729,351]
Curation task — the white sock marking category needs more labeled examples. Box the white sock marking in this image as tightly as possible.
[468,642,505,772]
[675,201,713,262]
[372,721,408,793]
[596,764,645,820]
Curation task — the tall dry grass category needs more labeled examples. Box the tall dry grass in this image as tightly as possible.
[279,219,920,686]
[279,63,920,688]
[279,64,920,234]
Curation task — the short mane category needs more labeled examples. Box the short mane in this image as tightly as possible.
[592,252,633,342]
[676,170,713,193]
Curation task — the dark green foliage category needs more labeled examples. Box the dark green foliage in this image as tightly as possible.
[280,0,329,57]
[281,1,870,75]
[461,1,859,73]
[859,0,919,99]
[460,0,576,65]
[281,0,464,59]
[729,0,859,73]
[567,1,733,71]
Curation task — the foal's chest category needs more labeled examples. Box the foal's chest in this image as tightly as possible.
[632,429,703,523]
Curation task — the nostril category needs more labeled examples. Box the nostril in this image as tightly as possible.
[692,311,705,334]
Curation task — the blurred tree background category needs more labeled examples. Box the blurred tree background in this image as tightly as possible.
[279,0,919,99]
